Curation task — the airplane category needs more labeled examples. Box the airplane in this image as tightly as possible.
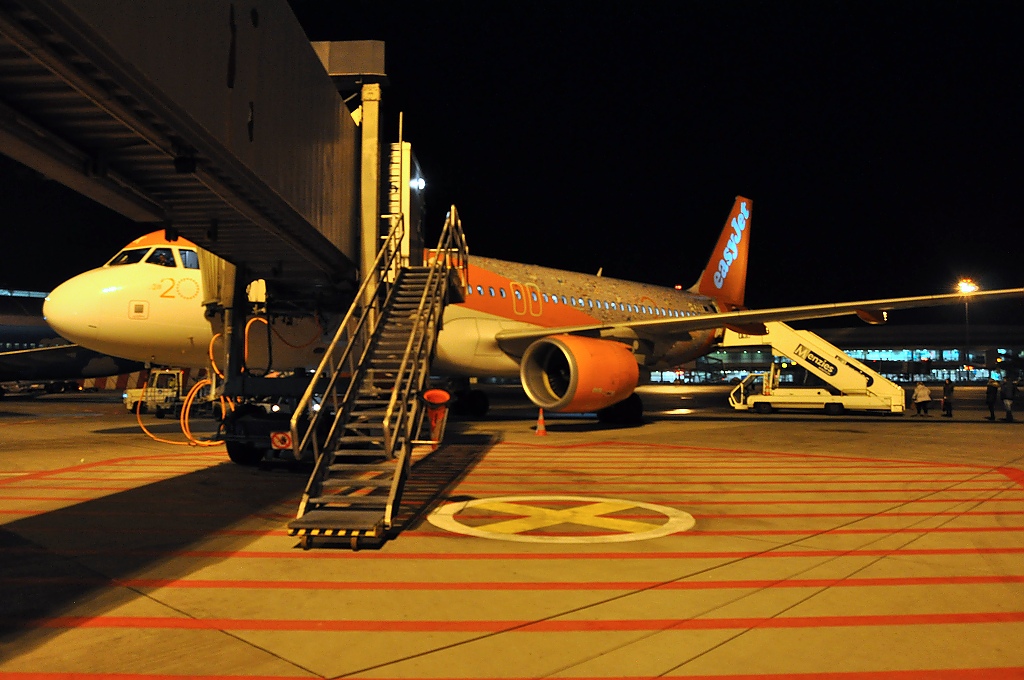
[41,197,1024,425]
[0,287,144,398]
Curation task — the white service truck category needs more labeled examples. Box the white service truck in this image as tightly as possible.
[123,368,211,418]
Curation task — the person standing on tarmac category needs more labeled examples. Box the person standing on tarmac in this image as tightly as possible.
[912,382,932,416]
[1000,379,1018,422]
[985,378,1000,421]
[941,379,954,417]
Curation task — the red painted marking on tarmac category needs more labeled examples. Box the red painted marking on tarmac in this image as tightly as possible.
[0,455,221,488]
[456,472,1004,481]
[487,440,999,473]
[452,477,1018,487]
[5,546,1023,561]
[998,467,1024,489]
[667,497,1024,506]
[449,486,1019,495]
[4,526,289,537]
[0,674,303,680]
[699,511,1024,519]
[403,525,1024,539]
[3,485,153,491]
[5,574,1022,592]
[0,668,1022,680]
[15,610,1024,632]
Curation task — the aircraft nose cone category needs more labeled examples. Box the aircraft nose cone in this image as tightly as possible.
[44,273,104,345]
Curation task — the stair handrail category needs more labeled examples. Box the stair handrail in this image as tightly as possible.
[381,205,468,526]
[289,214,406,467]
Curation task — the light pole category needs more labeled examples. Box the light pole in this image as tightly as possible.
[957,278,979,377]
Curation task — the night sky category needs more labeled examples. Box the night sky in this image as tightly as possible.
[3,1,1023,327]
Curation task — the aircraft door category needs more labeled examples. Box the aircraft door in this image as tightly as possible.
[525,283,542,317]
[510,282,527,316]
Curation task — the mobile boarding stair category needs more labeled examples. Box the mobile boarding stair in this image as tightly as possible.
[287,207,468,548]
[722,321,905,415]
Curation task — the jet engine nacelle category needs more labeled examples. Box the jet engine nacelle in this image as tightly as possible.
[520,334,639,413]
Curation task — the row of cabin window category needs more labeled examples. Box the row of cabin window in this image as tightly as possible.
[464,284,712,317]
[3,342,39,349]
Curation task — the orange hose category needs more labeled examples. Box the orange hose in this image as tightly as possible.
[133,377,222,447]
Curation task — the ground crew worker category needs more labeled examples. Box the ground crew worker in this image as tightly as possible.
[1000,379,1018,422]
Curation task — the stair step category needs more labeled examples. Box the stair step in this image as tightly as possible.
[353,396,396,405]
[289,509,384,533]
[307,494,388,508]
[349,409,391,419]
[328,453,389,464]
[328,462,396,473]
[321,477,392,489]
[342,428,386,439]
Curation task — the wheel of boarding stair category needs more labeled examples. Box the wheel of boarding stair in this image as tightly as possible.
[753,402,773,414]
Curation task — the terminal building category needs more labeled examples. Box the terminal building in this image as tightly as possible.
[664,324,1024,386]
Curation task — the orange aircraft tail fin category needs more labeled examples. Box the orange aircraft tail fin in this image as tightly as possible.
[691,196,752,311]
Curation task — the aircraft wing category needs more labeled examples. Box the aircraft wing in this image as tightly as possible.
[0,344,143,381]
[494,287,1024,356]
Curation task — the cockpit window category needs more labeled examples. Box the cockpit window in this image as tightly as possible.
[179,249,200,269]
[146,248,176,267]
[108,248,149,266]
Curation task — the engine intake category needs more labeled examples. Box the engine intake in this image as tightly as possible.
[520,334,639,413]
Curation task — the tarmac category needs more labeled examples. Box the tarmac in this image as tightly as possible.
[1,384,1023,679]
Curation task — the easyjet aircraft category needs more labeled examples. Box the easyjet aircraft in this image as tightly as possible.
[42,197,1024,420]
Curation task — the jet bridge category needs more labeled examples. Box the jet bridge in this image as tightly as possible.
[721,321,906,415]
[0,1,362,303]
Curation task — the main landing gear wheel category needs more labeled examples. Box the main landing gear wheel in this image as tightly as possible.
[454,389,489,418]
[226,442,265,466]
[597,393,644,425]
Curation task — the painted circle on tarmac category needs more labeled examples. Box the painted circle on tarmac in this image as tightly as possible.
[427,495,695,544]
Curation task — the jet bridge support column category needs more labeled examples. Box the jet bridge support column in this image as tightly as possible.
[360,82,382,308]
[224,266,250,383]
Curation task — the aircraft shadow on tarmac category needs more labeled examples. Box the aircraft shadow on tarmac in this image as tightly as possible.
[0,462,306,652]
[0,430,499,653]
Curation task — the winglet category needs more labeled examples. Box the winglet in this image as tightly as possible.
[692,196,752,311]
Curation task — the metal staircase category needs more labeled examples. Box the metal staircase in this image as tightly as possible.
[722,321,906,414]
[287,206,468,548]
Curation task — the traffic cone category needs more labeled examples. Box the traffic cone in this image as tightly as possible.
[535,408,547,435]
